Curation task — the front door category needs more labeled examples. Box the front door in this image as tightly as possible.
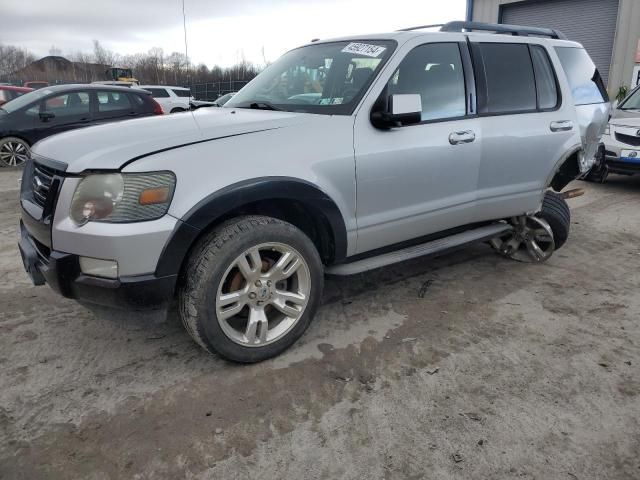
[354,41,481,254]
[32,91,92,142]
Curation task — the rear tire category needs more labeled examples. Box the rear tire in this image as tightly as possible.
[538,191,570,250]
[170,108,185,113]
[178,215,324,363]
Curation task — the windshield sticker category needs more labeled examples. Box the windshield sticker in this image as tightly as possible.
[341,43,386,58]
[331,98,343,105]
[319,98,332,105]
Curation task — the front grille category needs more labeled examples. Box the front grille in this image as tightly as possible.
[32,163,57,208]
[615,132,640,147]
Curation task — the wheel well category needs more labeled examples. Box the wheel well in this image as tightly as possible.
[155,178,348,281]
[170,108,185,113]
[211,199,336,265]
[549,150,580,191]
[1,135,32,146]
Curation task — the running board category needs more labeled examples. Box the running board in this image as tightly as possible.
[326,223,513,276]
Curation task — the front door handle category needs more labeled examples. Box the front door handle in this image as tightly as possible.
[449,130,476,145]
[550,120,574,132]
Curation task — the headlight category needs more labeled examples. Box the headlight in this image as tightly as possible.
[70,172,175,225]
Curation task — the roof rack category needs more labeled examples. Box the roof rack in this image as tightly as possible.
[397,24,444,32]
[439,21,567,40]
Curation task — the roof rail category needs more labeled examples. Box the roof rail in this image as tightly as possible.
[397,24,444,32]
[440,21,567,40]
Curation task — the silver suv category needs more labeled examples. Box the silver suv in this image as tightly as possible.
[18,22,609,362]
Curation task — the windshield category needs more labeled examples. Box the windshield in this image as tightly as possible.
[225,40,396,114]
[1,88,53,113]
[620,86,640,110]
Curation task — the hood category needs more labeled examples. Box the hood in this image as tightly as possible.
[31,108,317,173]
[609,109,640,126]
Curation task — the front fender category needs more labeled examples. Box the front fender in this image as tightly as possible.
[154,177,348,277]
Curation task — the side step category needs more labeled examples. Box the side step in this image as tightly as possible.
[325,223,512,276]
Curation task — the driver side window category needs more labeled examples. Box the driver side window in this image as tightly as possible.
[388,43,466,122]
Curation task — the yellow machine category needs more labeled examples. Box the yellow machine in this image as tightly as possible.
[105,67,139,86]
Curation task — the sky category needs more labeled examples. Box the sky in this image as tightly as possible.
[1,0,466,67]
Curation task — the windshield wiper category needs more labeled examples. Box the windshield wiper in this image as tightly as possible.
[247,101,284,111]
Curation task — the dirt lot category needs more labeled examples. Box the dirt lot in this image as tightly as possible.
[0,167,639,480]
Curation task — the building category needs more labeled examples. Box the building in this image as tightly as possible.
[467,0,640,96]
[9,56,110,85]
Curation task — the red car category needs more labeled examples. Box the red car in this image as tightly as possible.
[0,86,33,106]
[23,81,49,89]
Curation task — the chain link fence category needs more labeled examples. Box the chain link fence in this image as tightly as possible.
[187,80,250,101]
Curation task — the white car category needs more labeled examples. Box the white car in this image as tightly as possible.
[140,85,193,114]
[19,22,608,362]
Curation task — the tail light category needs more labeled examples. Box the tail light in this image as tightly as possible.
[151,98,164,115]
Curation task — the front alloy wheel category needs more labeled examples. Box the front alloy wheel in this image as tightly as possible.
[0,137,30,167]
[216,243,311,347]
[179,216,324,363]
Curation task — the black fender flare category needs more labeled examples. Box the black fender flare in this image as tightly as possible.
[155,177,348,277]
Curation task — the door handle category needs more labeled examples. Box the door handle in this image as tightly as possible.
[448,130,476,145]
[550,120,573,132]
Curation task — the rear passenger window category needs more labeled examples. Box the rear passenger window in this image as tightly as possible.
[97,91,132,112]
[530,45,559,109]
[478,43,536,113]
[147,88,170,98]
[388,43,466,122]
[555,47,608,105]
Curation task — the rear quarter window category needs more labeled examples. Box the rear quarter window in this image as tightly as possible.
[147,88,170,98]
[130,93,147,108]
[172,89,191,98]
[555,47,608,105]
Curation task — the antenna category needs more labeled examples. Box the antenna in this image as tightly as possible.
[182,0,190,85]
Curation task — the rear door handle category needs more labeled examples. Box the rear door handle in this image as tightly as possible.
[449,130,476,145]
[550,120,573,132]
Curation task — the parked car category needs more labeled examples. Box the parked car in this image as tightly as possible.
[19,22,608,362]
[588,84,640,182]
[0,85,33,106]
[189,99,217,110]
[212,92,236,107]
[0,84,162,167]
[23,81,49,89]
[140,85,193,113]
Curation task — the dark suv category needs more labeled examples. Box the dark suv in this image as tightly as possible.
[0,84,162,167]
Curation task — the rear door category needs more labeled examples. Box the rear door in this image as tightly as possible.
[469,40,576,221]
[354,39,482,253]
[92,90,137,124]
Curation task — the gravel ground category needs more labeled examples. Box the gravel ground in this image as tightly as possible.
[0,167,638,480]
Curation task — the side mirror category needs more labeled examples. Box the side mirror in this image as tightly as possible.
[371,94,422,129]
[39,111,55,122]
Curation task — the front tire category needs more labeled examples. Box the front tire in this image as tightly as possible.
[0,137,30,167]
[178,216,324,363]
